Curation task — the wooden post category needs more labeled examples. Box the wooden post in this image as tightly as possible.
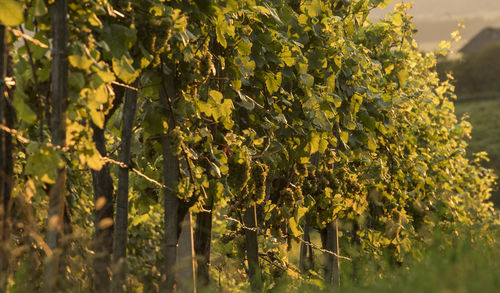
[244,204,262,292]
[0,23,13,293]
[176,212,196,293]
[112,81,138,293]
[44,1,68,290]
[325,220,340,287]
[299,217,313,271]
[160,63,181,292]
[194,205,213,288]
[91,121,115,292]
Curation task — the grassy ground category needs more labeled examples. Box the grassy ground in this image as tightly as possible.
[277,229,500,293]
[455,98,500,206]
[334,232,500,293]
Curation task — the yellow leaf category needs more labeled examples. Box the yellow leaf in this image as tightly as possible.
[340,131,349,144]
[112,56,139,84]
[94,84,109,104]
[390,13,402,26]
[86,148,104,170]
[0,0,23,26]
[89,13,102,28]
[209,90,223,104]
[398,69,409,86]
[288,217,302,237]
[69,54,93,70]
[88,102,105,129]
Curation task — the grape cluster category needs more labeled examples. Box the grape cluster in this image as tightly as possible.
[248,162,269,204]
[227,151,251,192]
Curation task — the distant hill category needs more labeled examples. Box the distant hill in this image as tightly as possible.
[460,27,500,53]
[369,0,500,52]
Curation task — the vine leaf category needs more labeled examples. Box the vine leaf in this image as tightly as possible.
[34,0,47,17]
[112,56,139,84]
[13,91,37,125]
[25,144,64,184]
[0,0,23,26]
[289,217,302,237]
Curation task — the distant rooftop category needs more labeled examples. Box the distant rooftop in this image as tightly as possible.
[459,27,500,53]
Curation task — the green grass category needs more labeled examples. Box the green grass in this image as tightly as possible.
[274,229,500,293]
[455,98,500,206]
[335,232,500,293]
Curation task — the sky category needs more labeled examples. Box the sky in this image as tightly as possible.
[370,0,500,52]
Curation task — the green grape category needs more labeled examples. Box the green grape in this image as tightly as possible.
[280,188,295,206]
[293,185,304,202]
[233,234,247,260]
[227,154,251,193]
[270,211,284,238]
[248,161,268,204]
[169,127,184,156]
